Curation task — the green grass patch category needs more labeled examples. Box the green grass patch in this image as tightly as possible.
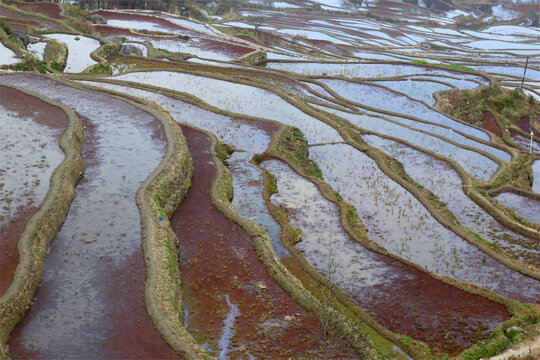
[0,20,12,36]
[439,84,538,128]
[410,59,475,72]
[277,126,323,179]
[15,57,46,73]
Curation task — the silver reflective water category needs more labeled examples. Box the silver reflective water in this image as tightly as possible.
[364,135,539,267]
[0,105,64,228]
[309,143,538,302]
[0,74,166,356]
[110,71,342,144]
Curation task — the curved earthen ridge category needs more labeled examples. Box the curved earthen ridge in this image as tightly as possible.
[0,83,85,359]
[65,70,538,356]
[75,68,539,278]
[134,104,209,359]
[50,80,208,358]
[194,125,377,358]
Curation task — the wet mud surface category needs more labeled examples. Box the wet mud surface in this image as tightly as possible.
[264,158,510,355]
[0,74,177,359]
[482,111,502,138]
[0,85,66,296]
[13,2,63,20]
[171,125,358,359]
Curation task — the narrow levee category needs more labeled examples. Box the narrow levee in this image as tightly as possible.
[309,143,539,303]
[0,85,66,296]
[262,158,510,355]
[494,192,540,226]
[364,135,539,268]
[0,74,177,359]
[171,125,358,359]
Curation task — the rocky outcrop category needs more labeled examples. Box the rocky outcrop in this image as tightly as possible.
[101,36,123,45]
[120,44,143,57]
[90,13,107,25]
[11,30,29,46]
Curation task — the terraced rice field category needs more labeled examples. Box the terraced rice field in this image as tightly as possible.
[1,0,539,359]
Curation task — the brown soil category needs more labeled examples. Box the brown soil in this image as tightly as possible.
[0,18,40,27]
[482,111,502,138]
[171,125,358,359]
[0,7,68,31]
[13,2,63,20]
[0,206,38,296]
[0,85,69,296]
[93,24,136,37]
[517,115,531,133]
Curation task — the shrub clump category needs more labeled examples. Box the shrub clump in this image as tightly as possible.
[0,21,12,36]
[15,57,47,73]
[438,85,539,127]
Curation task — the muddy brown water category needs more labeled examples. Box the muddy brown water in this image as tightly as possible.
[171,125,358,359]
[1,74,177,358]
[0,85,67,296]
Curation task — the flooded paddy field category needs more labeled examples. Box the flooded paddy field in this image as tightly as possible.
[2,0,540,357]
[309,143,538,303]
[494,192,540,226]
[0,85,66,296]
[80,81,288,258]
[314,105,500,180]
[0,74,176,358]
[364,135,539,267]
[172,126,356,358]
[263,158,509,355]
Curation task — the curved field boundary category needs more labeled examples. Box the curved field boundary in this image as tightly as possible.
[136,113,208,359]
[74,76,539,356]
[310,78,514,170]
[64,80,208,359]
[0,2,74,33]
[261,125,540,360]
[76,68,540,277]
[0,82,85,359]
[194,125,378,359]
